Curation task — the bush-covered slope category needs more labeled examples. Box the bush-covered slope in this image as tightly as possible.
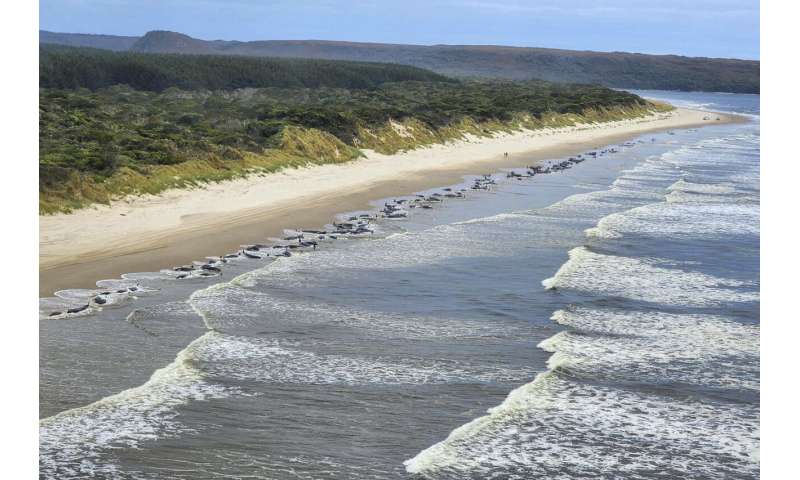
[41,30,759,93]
[39,79,661,213]
[40,44,453,91]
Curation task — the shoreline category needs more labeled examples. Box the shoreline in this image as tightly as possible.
[39,107,743,296]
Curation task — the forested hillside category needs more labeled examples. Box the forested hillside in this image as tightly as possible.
[41,30,760,93]
[40,45,451,91]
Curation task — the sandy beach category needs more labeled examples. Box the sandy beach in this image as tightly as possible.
[39,107,740,295]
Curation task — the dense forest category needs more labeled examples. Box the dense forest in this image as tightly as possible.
[40,45,451,91]
[41,29,760,93]
[40,46,664,213]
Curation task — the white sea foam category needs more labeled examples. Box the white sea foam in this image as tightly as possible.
[189,275,542,341]
[39,332,231,480]
[193,334,532,386]
[545,308,760,390]
[667,178,737,195]
[542,247,758,306]
[664,175,758,204]
[454,212,531,225]
[665,188,755,204]
[409,301,761,477]
[405,369,758,479]
[587,202,759,239]
[407,302,760,477]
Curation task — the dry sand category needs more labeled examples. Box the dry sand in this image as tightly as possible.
[39,108,740,296]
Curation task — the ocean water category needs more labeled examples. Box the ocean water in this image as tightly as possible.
[39,91,759,479]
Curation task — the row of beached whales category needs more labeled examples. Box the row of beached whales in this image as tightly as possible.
[46,140,653,318]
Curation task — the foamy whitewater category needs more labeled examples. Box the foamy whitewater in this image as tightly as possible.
[39,92,759,479]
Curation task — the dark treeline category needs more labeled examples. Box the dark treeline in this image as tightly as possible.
[40,44,453,91]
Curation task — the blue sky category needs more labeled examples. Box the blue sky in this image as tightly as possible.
[39,0,760,59]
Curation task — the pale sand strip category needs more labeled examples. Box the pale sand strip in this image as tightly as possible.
[39,108,739,295]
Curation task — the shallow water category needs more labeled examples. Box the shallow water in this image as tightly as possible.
[40,91,759,479]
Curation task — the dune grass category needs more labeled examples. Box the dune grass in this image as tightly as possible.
[357,103,671,155]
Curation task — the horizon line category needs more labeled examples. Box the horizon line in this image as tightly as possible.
[38,29,760,62]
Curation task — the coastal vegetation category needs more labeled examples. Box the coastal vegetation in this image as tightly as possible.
[40,44,451,91]
[40,46,670,214]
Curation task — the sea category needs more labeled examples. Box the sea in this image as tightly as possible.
[39,91,760,479]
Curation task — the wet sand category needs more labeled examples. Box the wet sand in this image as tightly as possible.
[39,108,742,296]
